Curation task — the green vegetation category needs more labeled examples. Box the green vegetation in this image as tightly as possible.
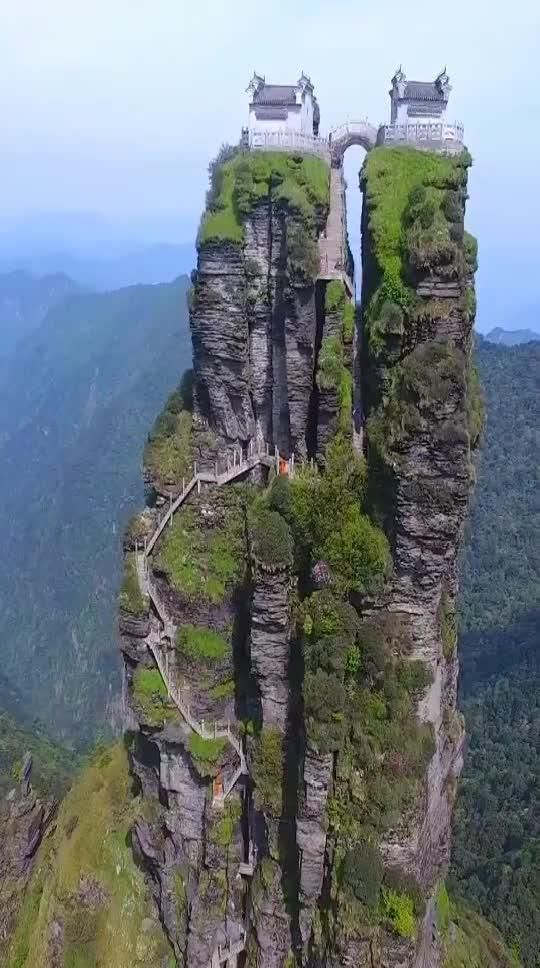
[176,624,229,664]
[208,679,235,700]
[341,842,383,909]
[119,553,148,616]
[361,147,473,387]
[131,668,177,727]
[269,435,390,597]
[188,733,227,776]
[251,728,284,815]
[325,280,347,313]
[451,340,540,967]
[0,274,192,744]
[0,713,79,799]
[198,151,329,264]
[436,882,451,933]
[208,800,242,847]
[439,588,457,659]
[367,341,476,463]
[381,888,416,938]
[157,493,245,604]
[249,506,293,570]
[143,371,194,489]
[317,335,344,390]
[442,898,520,968]
[6,745,172,967]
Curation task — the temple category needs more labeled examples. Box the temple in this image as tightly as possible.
[243,72,323,153]
[242,68,464,156]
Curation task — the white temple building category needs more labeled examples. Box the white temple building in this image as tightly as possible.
[243,73,325,154]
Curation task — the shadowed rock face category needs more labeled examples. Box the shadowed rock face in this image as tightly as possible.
[0,755,56,957]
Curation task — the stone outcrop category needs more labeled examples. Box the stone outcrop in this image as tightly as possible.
[118,145,479,968]
[0,754,56,956]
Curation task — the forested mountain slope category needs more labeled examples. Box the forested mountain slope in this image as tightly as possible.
[452,338,540,966]
[0,276,192,745]
[0,270,81,360]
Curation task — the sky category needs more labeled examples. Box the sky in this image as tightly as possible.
[2,0,539,331]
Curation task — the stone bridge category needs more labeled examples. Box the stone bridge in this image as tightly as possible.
[329,120,379,163]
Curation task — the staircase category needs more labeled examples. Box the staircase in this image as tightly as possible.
[318,166,354,297]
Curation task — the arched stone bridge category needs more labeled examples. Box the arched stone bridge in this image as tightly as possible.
[329,120,379,163]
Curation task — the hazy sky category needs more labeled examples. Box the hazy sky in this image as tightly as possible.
[2,0,539,329]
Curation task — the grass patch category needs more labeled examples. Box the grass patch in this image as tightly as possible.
[176,624,229,664]
[198,151,329,249]
[7,745,172,968]
[156,497,245,604]
[188,734,227,776]
[119,553,147,617]
[131,668,178,727]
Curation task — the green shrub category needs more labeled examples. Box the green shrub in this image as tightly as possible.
[252,728,283,814]
[305,590,360,640]
[439,589,458,659]
[304,668,346,753]
[395,659,433,697]
[442,191,463,223]
[287,219,320,284]
[209,679,235,700]
[317,335,344,391]
[436,882,451,934]
[250,507,293,570]
[132,669,177,726]
[143,410,193,487]
[322,504,391,596]
[208,801,241,846]
[342,302,355,343]
[325,280,347,313]
[268,474,292,519]
[119,554,147,616]
[176,624,229,663]
[339,367,353,433]
[342,843,384,908]
[466,362,485,447]
[381,888,416,938]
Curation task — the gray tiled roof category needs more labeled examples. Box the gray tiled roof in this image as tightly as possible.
[404,80,444,101]
[253,84,298,105]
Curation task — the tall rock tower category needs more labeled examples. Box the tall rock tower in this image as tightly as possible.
[119,115,480,965]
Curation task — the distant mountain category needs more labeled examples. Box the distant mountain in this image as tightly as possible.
[0,243,195,293]
[452,339,540,966]
[0,270,81,359]
[0,275,192,744]
[485,325,539,346]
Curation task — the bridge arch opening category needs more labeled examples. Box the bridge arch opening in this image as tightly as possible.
[342,145,368,296]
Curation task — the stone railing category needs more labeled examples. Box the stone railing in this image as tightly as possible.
[379,121,465,151]
[247,129,330,159]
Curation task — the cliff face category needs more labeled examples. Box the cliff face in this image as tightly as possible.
[118,146,480,968]
[0,755,56,960]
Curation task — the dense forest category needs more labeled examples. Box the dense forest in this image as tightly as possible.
[0,275,192,745]
[451,338,540,966]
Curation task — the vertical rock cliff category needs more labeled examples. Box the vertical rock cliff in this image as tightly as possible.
[118,144,481,968]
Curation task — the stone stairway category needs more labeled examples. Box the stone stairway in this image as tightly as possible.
[318,166,354,297]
